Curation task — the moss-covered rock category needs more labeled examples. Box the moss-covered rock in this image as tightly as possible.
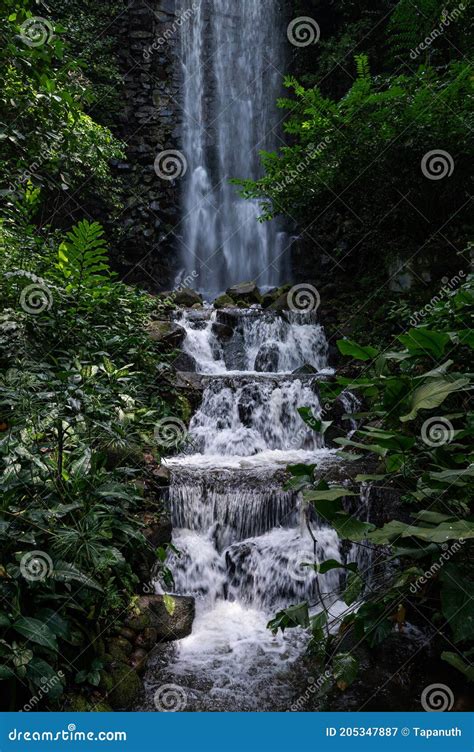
[173,288,203,307]
[125,594,195,640]
[213,293,234,309]
[107,637,133,662]
[101,663,143,709]
[226,281,261,304]
[147,321,185,348]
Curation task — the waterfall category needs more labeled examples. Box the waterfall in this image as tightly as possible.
[178,0,289,297]
[176,309,331,374]
[140,309,368,712]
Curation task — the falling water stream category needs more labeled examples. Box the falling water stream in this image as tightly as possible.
[178,0,289,297]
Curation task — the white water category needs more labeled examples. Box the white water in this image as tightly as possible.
[178,0,289,297]
[141,310,366,712]
[177,309,330,374]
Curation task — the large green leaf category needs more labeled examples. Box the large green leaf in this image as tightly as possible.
[304,487,356,502]
[337,339,379,361]
[268,602,310,634]
[368,519,474,544]
[398,328,450,359]
[400,378,470,422]
[13,618,58,652]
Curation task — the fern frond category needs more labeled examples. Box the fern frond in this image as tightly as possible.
[58,220,112,289]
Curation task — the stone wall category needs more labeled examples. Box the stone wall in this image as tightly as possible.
[114,0,182,290]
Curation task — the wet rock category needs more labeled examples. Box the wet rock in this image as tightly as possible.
[135,627,159,651]
[125,594,195,641]
[292,363,318,375]
[129,648,148,675]
[254,342,280,372]
[261,288,280,308]
[152,464,170,482]
[211,322,233,341]
[147,321,185,348]
[214,293,234,309]
[142,513,172,550]
[173,288,203,307]
[171,351,197,372]
[226,281,261,305]
[237,383,263,426]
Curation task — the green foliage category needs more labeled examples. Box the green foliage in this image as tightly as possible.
[0,217,186,708]
[272,274,473,690]
[0,0,124,228]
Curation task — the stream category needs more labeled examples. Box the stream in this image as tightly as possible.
[139,309,369,711]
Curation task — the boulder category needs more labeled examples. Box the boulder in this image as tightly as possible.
[107,637,133,662]
[269,292,290,312]
[226,281,261,305]
[101,663,143,709]
[147,321,185,348]
[172,351,197,372]
[173,288,203,307]
[261,288,280,308]
[125,594,195,641]
[254,343,280,372]
[142,514,172,549]
[213,293,234,309]
[211,322,233,341]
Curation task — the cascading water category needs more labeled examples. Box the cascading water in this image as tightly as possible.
[176,309,331,375]
[140,310,364,712]
[178,0,289,297]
